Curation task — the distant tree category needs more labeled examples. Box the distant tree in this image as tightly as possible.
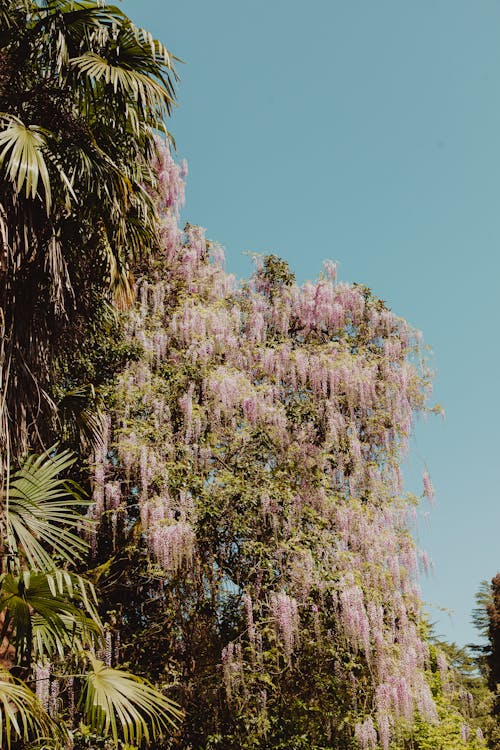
[471,577,500,697]
[470,577,500,746]
[487,576,500,702]
[471,580,495,679]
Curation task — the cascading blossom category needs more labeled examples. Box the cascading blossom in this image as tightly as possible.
[355,717,378,750]
[35,663,51,710]
[269,591,300,658]
[149,521,195,573]
[90,140,452,749]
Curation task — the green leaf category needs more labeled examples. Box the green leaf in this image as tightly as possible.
[0,668,66,749]
[80,653,184,745]
[0,114,52,211]
[0,571,100,665]
[5,448,92,571]
[70,52,174,111]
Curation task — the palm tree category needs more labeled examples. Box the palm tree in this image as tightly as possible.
[0,447,183,747]
[0,0,179,468]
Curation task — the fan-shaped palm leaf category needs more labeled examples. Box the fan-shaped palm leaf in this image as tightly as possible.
[104,20,179,100]
[0,668,66,750]
[5,448,92,571]
[80,653,183,745]
[0,115,52,210]
[32,610,100,662]
[0,571,100,666]
[70,52,174,112]
[66,141,130,201]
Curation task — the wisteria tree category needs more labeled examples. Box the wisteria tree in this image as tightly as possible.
[88,145,484,750]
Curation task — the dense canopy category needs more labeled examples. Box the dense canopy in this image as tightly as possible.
[85,145,482,749]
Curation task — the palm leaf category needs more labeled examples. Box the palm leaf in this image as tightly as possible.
[31,1,123,47]
[58,385,105,452]
[0,114,52,212]
[108,255,136,310]
[70,52,174,111]
[108,20,179,102]
[0,668,66,750]
[5,448,92,570]
[0,571,100,666]
[0,572,75,664]
[80,653,183,745]
[32,610,100,662]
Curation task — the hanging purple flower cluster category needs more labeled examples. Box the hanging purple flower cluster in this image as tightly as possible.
[89,141,442,748]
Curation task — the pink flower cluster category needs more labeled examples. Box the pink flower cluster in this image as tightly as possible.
[35,662,51,710]
[94,145,440,749]
[355,717,378,750]
[150,521,195,573]
[269,591,300,658]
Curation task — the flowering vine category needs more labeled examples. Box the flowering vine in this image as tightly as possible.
[88,143,480,749]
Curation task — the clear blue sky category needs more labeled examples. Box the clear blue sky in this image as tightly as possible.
[122,0,500,648]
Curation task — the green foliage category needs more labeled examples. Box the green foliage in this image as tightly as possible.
[4,448,91,571]
[469,577,500,747]
[80,653,183,746]
[0,570,99,667]
[0,448,182,748]
[0,114,55,209]
[259,254,296,288]
[0,0,178,465]
[472,582,493,650]
[0,668,66,750]
[405,648,486,750]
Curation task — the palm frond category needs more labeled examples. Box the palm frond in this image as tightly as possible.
[108,257,136,311]
[80,653,184,745]
[98,227,136,309]
[45,234,74,314]
[32,610,100,662]
[0,668,65,750]
[0,572,76,664]
[109,20,179,102]
[0,570,100,665]
[58,385,105,452]
[5,448,91,570]
[70,52,174,112]
[31,1,124,47]
[0,114,52,212]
